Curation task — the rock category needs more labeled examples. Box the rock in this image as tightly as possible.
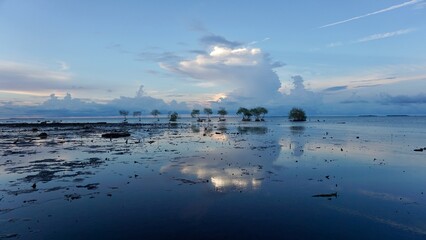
[101,132,130,138]
[38,132,48,139]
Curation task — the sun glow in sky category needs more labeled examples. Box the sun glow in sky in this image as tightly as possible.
[1,0,426,116]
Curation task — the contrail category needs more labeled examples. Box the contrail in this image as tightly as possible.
[319,0,423,28]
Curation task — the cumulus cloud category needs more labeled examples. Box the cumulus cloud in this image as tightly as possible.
[41,93,97,111]
[0,93,109,117]
[0,85,189,118]
[156,35,328,115]
[161,40,284,106]
[278,75,323,114]
[109,85,188,112]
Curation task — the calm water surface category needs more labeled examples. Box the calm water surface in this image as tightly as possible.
[0,117,426,239]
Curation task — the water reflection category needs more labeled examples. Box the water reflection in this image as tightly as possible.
[160,124,281,192]
[191,124,200,133]
[177,163,264,191]
[2,118,426,239]
[289,125,306,157]
[217,122,227,132]
[290,125,305,135]
[237,126,268,135]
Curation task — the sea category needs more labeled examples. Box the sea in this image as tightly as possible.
[0,116,425,239]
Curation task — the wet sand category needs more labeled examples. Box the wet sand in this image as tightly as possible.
[0,117,426,239]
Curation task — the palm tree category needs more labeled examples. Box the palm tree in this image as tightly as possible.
[151,109,160,121]
[119,110,129,122]
[237,107,252,121]
[288,107,307,122]
[191,109,201,122]
[204,108,213,122]
[217,108,228,121]
[133,111,142,121]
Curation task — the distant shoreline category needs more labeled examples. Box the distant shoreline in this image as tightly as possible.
[0,122,185,128]
[1,114,424,121]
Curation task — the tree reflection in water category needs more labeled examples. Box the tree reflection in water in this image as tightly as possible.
[237,126,268,135]
[289,125,306,157]
[161,124,282,192]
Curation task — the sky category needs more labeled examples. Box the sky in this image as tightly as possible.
[1,0,426,117]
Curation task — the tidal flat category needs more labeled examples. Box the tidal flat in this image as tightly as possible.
[0,117,426,239]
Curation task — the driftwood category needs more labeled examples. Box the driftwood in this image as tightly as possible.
[101,132,130,138]
[312,192,338,198]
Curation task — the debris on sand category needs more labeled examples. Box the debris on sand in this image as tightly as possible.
[38,132,48,139]
[101,132,130,138]
[312,192,338,198]
[173,178,209,185]
[0,233,19,239]
[65,193,81,201]
[76,183,99,190]
[24,170,57,182]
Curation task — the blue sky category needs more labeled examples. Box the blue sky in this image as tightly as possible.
[1,0,426,116]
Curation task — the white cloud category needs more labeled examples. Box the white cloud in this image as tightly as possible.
[181,46,263,67]
[327,42,343,48]
[0,60,73,95]
[309,63,426,91]
[158,35,328,114]
[0,61,70,81]
[319,0,422,28]
[278,75,323,113]
[0,85,189,117]
[248,37,271,46]
[161,44,284,105]
[325,28,415,48]
[356,28,415,42]
[58,61,70,71]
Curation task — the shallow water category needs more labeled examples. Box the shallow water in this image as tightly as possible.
[1,117,426,239]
